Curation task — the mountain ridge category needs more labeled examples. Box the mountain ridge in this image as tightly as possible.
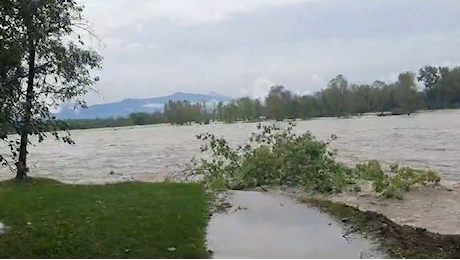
[57,92,232,120]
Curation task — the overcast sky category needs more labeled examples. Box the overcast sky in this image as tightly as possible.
[79,0,460,105]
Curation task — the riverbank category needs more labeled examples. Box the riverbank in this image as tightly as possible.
[214,186,460,259]
[0,179,210,258]
[304,198,460,259]
[208,188,460,258]
[261,185,460,258]
[206,155,460,257]
[2,179,460,259]
[270,183,460,235]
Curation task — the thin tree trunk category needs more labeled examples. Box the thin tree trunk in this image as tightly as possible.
[16,134,28,180]
[16,8,36,180]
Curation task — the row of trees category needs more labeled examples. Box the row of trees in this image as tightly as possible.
[217,67,460,121]
[65,113,166,130]
[64,101,208,129]
[163,100,209,125]
[63,65,460,129]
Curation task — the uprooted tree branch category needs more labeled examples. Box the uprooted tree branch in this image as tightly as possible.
[189,123,440,199]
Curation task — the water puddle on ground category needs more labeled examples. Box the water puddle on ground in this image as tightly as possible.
[207,191,385,259]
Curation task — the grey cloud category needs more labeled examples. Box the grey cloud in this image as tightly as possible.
[121,0,460,52]
[81,0,460,105]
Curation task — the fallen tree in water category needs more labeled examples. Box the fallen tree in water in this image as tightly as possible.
[189,122,440,199]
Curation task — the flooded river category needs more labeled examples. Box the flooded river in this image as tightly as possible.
[1,110,459,184]
[1,109,460,235]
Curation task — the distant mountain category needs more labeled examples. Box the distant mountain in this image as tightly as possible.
[56,92,231,119]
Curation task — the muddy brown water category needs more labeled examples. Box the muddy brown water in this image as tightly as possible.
[207,191,385,259]
[1,109,460,184]
[1,109,460,234]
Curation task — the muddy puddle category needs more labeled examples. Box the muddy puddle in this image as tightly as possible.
[207,191,385,259]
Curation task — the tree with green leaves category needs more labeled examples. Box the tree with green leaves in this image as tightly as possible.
[265,85,294,120]
[418,65,441,109]
[393,72,419,115]
[236,97,255,121]
[349,84,373,115]
[214,102,224,121]
[324,74,349,117]
[0,0,102,180]
[1,1,24,143]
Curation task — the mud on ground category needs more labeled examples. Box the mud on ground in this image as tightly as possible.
[303,198,460,259]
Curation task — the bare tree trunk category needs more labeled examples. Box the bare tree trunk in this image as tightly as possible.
[16,7,36,181]
[16,59,34,179]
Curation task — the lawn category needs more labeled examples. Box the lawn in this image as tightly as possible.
[0,179,211,258]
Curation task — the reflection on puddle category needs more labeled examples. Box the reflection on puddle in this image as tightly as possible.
[207,191,385,259]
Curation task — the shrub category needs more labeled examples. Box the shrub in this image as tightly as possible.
[357,161,441,199]
[189,123,441,199]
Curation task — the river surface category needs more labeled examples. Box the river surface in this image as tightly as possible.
[1,110,459,184]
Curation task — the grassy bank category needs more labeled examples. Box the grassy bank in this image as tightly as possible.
[303,198,460,259]
[0,179,211,259]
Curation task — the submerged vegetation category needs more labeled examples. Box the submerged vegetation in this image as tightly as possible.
[189,123,440,199]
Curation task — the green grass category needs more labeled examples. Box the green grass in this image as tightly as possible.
[0,178,211,259]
